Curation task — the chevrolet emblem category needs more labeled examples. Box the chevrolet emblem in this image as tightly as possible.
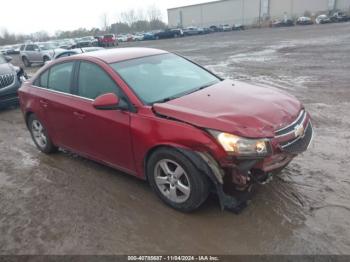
[294,124,305,138]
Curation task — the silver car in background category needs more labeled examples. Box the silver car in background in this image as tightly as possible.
[19,42,66,67]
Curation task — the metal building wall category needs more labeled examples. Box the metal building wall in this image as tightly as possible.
[336,0,350,11]
[167,0,350,28]
[269,0,329,18]
[168,0,261,28]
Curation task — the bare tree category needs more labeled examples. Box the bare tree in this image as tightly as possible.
[120,9,138,26]
[101,13,110,32]
[147,5,162,21]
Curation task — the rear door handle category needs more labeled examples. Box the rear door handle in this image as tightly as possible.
[39,99,48,108]
[73,111,86,119]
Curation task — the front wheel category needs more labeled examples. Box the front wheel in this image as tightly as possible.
[28,114,58,154]
[147,148,210,212]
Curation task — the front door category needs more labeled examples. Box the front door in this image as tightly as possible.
[71,61,135,173]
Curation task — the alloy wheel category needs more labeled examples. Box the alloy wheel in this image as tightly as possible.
[154,159,191,203]
[31,120,47,149]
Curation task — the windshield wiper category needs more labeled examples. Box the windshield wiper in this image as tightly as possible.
[153,81,217,104]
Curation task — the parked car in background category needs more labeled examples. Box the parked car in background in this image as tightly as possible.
[19,48,313,212]
[183,27,201,36]
[219,24,231,31]
[48,47,104,61]
[172,28,184,37]
[198,27,211,34]
[296,16,313,25]
[58,39,76,50]
[232,24,245,31]
[20,42,66,67]
[116,35,128,42]
[1,45,16,55]
[133,34,145,41]
[209,25,220,32]
[330,12,349,22]
[154,29,183,39]
[272,19,294,27]
[75,36,97,48]
[101,34,118,47]
[143,32,157,40]
[316,14,332,24]
[0,54,27,109]
[12,45,21,54]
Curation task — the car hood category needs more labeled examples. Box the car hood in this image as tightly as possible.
[0,63,15,75]
[153,80,303,138]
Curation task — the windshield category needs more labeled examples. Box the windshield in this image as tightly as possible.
[0,55,6,64]
[111,53,220,104]
[39,43,57,50]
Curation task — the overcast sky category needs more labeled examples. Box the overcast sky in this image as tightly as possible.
[0,0,218,35]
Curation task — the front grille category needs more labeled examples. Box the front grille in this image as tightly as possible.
[280,123,313,154]
[0,74,15,89]
[275,110,306,137]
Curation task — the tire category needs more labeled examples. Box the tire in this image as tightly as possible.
[28,114,58,154]
[147,148,210,212]
[22,57,31,67]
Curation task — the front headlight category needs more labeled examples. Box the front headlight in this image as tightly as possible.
[208,130,271,157]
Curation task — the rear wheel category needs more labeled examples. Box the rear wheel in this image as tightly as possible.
[28,114,57,154]
[147,148,210,212]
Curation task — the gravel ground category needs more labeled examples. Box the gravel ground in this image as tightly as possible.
[1,22,350,255]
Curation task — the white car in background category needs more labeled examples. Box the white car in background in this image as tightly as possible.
[133,34,145,41]
[117,35,128,42]
[219,24,232,31]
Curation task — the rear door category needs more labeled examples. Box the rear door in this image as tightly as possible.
[32,61,80,150]
[32,44,42,62]
[24,44,35,61]
[71,61,135,173]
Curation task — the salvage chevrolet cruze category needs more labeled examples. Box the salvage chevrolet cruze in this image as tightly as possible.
[18,48,313,212]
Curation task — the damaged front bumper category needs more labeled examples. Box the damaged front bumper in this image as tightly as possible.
[177,118,313,213]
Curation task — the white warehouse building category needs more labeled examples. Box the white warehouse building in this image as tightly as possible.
[167,0,350,28]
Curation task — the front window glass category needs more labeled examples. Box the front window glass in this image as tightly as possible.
[110,53,220,104]
[40,70,49,88]
[78,62,121,99]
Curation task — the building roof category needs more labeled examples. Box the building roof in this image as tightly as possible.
[167,0,227,11]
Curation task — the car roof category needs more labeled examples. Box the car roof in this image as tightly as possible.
[78,47,168,64]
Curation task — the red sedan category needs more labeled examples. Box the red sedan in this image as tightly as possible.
[18,48,313,212]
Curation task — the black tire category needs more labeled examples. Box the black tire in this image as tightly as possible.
[27,114,58,154]
[22,57,31,67]
[147,148,210,212]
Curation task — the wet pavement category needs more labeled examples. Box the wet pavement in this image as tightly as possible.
[1,22,350,254]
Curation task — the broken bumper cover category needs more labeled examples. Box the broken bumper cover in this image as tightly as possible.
[176,148,254,213]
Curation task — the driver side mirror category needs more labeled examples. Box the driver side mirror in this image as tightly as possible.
[93,93,128,110]
[5,56,12,62]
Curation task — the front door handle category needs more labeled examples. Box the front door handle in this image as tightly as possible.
[73,111,86,119]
